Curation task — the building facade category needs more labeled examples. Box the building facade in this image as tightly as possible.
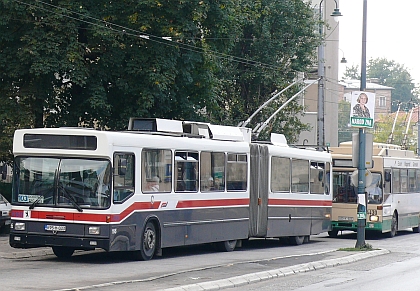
[298,0,341,147]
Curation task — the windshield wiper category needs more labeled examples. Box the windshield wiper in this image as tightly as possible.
[58,183,83,212]
[29,195,44,210]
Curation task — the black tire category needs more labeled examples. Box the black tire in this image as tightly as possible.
[328,229,339,238]
[289,236,305,245]
[137,221,157,261]
[52,246,75,259]
[216,240,237,252]
[413,222,420,233]
[387,212,398,238]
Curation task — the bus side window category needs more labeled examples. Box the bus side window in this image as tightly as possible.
[291,159,309,193]
[175,151,198,192]
[310,162,325,194]
[271,156,290,193]
[200,152,225,192]
[141,149,172,193]
[226,153,247,191]
[113,153,135,203]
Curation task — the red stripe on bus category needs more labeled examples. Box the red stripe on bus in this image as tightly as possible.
[11,201,161,223]
[268,199,332,207]
[176,198,249,208]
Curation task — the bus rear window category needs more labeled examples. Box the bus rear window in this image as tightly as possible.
[24,134,97,150]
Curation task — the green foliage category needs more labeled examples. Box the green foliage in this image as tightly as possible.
[337,100,357,144]
[339,243,374,251]
[343,58,417,112]
[374,113,416,150]
[368,58,416,112]
[0,0,320,163]
[343,64,360,80]
[214,0,319,142]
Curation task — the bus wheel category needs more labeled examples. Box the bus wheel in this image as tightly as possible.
[387,213,398,238]
[413,223,420,233]
[289,236,305,245]
[138,221,157,261]
[328,230,339,238]
[216,240,237,252]
[52,246,75,259]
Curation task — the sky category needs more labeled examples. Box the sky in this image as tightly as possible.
[338,0,420,84]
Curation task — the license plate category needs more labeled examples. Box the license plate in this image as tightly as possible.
[338,216,354,221]
[44,225,66,232]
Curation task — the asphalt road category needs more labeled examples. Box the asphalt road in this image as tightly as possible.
[0,229,395,291]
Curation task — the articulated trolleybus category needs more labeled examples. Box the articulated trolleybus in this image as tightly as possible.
[10,118,332,260]
[329,142,420,237]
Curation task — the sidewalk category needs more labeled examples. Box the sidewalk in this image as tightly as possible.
[162,248,390,291]
[0,233,53,259]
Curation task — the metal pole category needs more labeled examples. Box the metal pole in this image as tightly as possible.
[418,105,420,154]
[356,0,368,248]
[317,0,325,149]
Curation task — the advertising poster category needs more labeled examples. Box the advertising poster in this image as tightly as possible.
[349,91,375,128]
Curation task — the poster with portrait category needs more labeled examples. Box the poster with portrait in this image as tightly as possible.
[349,91,375,128]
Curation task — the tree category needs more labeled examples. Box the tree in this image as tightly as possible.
[368,58,416,112]
[214,0,320,142]
[343,58,417,112]
[374,112,416,150]
[0,0,321,164]
[343,64,360,80]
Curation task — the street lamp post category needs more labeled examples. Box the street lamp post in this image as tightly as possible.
[317,0,342,149]
[339,48,347,64]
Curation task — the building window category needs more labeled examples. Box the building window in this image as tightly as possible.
[379,96,386,107]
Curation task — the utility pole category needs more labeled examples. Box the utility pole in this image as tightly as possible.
[355,0,368,248]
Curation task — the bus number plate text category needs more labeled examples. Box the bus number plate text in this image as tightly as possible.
[44,225,66,232]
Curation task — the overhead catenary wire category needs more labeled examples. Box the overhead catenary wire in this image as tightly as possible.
[252,78,320,138]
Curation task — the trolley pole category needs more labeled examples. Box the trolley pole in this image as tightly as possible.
[355,0,368,248]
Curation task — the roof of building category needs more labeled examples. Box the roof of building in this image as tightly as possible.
[382,107,420,124]
[339,79,394,90]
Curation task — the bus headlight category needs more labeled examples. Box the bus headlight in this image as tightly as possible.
[14,222,26,231]
[88,226,100,235]
[370,215,379,222]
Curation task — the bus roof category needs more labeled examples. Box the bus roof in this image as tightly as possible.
[331,141,416,158]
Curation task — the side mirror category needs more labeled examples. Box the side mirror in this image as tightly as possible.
[318,171,324,182]
[384,171,391,182]
[117,158,127,176]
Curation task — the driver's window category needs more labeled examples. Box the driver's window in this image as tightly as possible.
[113,153,135,203]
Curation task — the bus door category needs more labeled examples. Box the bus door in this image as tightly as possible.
[249,144,269,237]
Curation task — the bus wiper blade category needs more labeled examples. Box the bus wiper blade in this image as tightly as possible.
[29,195,43,210]
[59,184,83,212]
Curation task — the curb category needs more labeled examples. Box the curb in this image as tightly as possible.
[162,249,390,291]
[0,248,53,259]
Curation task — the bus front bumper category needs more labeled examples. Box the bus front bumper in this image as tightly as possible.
[9,232,110,251]
[331,221,383,232]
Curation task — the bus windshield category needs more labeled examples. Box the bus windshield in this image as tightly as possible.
[329,171,382,204]
[13,157,111,209]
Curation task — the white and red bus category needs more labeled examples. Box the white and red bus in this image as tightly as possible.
[9,118,332,260]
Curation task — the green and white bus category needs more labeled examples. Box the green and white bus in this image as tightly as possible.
[329,142,420,237]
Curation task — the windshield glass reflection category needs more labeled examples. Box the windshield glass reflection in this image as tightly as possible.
[13,157,111,209]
